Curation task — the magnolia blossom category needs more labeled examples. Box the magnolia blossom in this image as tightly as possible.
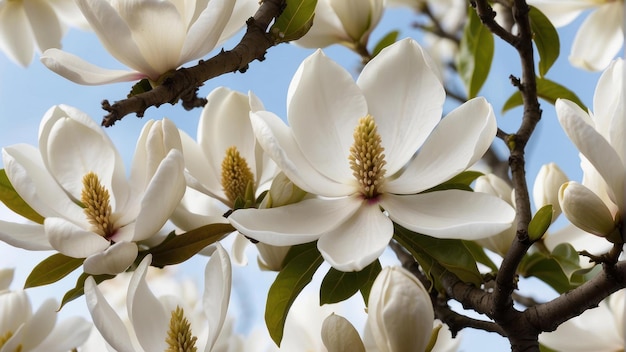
[41,0,258,85]
[556,59,624,241]
[294,0,383,52]
[0,0,87,66]
[539,289,626,351]
[0,268,92,351]
[473,174,516,257]
[1,108,185,274]
[229,38,515,271]
[528,0,624,70]
[85,244,232,352]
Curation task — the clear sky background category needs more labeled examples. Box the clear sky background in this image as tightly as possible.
[0,5,611,351]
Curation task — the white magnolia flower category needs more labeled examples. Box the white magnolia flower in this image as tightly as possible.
[555,59,624,241]
[294,0,383,52]
[533,162,568,223]
[0,268,92,351]
[1,107,185,274]
[0,0,87,67]
[528,0,624,71]
[473,174,516,257]
[539,289,626,351]
[41,0,258,85]
[229,38,515,272]
[85,244,232,352]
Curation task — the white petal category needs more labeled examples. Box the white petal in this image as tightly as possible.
[321,313,366,352]
[231,233,250,266]
[228,196,361,246]
[543,223,612,258]
[181,0,235,63]
[388,97,496,193]
[216,0,258,45]
[593,59,624,161]
[330,0,379,42]
[251,111,355,196]
[0,268,14,291]
[32,316,92,352]
[23,0,63,52]
[0,2,34,66]
[45,217,110,258]
[83,241,138,275]
[287,49,366,184]
[127,254,169,352]
[382,191,516,240]
[559,182,617,239]
[557,99,625,210]
[134,149,186,241]
[84,276,135,352]
[318,203,393,271]
[0,221,52,250]
[569,3,623,71]
[41,49,145,85]
[293,0,348,48]
[20,298,57,350]
[0,290,31,335]
[527,0,598,27]
[203,243,232,352]
[358,38,445,174]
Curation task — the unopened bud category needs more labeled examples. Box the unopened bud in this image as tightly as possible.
[264,172,307,208]
[533,163,568,223]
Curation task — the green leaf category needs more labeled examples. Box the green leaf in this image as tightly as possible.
[528,204,553,241]
[502,77,587,113]
[529,6,560,77]
[149,223,234,267]
[270,0,317,43]
[0,169,44,224]
[24,253,84,289]
[518,243,587,293]
[423,170,484,193]
[266,242,323,346]
[59,272,115,310]
[372,30,399,58]
[463,240,498,271]
[359,260,381,305]
[457,9,494,98]
[320,260,381,305]
[127,78,152,98]
[393,224,482,291]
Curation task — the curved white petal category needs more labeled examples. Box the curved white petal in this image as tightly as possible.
[287,49,366,184]
[32,316,92,352]
[557,99,624,210]
[83,241,138,275]
[23,0,63,52]
[228,196,361,246]
[527,0,598,27]
[358,38,445,174]
[321,313,366,352]
[41,49,145,85]
[0,221,52,250]
[388,97,496,194]
[318,203,392,271]
[85,276,134,352]
[20,298,57,350]
[330,0,380,43]
[216,0,258,45]
[127,254,169,352]
[294,0,348,48]
[251,111,355,196]
[382,191,515,240]
[134,149,186,241]
[569,3,623,71]
[203,243,232,352]
[181,0,235,63]
[0,2,35,66]
[0,290,31,336]
[231,233,250,266]
[544,224,612,258]
[593,59,624,162]
[45,217,110,258]
[0,268,13,291]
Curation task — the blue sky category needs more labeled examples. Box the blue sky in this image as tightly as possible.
[0,5,610,351]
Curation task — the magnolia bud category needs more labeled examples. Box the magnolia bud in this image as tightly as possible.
[366,266,434,352]
[134,118,182,184]
[321,313,366,352]
[534,163,568,223]
[559,182,620,242]
[264,172,307,208]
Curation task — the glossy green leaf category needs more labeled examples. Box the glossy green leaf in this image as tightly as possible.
[359,260,381,305]
[393,224,482,291]
[463,240,498,271]
[270,0,317,43]
[0,169,44,224]
[127,78,152,98]
[149,223,234,267]
[320,260,381,305]
[529,6,560,77]
[457,9,494,98]
[266,242,323,346]
[519,243,586,293]
[59,272,115,310]
[424,171,484,193]
[372,30,399,58]
[24,253,84,289]
[502,77,587,113]
[528,204,553,241]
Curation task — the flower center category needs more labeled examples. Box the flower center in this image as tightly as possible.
[221,146,255,206]
[165,306,198,352]
[349,115,387,199]
[0,331,21,352]
[81,172,114,239]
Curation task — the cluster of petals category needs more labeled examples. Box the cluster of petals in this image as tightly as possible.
[556,59,624,242]
[41,0,259,85]
[528,0,624,71]
[0,268,91,351]
[229,38,516,272]
[85,244,231,352]
[1,106,185,275]
[0,0,88,67]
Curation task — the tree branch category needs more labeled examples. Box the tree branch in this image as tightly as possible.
[101,0,285,127]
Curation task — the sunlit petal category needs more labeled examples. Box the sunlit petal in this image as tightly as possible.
[83,241,138,275]
[203,243,232,352]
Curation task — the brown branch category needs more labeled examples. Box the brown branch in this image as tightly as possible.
[101,0,285,127]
